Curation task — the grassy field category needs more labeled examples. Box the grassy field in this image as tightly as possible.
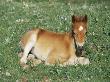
[0,0,110,82]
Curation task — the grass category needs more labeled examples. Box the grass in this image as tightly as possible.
[0,0,110,82]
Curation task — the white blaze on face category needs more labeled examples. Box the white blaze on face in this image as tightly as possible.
[79,26,83,31]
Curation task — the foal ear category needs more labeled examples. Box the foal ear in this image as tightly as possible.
[72,15,75,23]
[84,15,87,22]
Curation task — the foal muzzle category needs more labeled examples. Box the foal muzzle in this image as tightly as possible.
[78,46,84,51]
[76,46,84,57]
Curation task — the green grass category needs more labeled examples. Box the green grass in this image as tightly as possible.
[0,0,110,82]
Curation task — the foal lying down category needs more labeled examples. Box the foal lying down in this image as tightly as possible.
[19,15,90,68]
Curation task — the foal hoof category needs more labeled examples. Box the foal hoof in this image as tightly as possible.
[27,54,35,60]
[31,59,42,67]
[18,52,23,58]
[82,58,90,65]
[22,64,29,69]
[78,57,90,65]
[19,62,29,69]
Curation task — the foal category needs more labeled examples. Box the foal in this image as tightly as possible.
[19,15,90,68]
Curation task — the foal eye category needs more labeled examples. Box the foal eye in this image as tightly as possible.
[73,31,76,35]
[73,32,75,34]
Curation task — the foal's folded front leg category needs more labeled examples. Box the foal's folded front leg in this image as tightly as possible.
[77,57,90,65]
[62,56,90,66]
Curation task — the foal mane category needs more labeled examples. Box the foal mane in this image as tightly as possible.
[70,30,83,57]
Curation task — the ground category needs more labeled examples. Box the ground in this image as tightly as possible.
[0,0,110,82]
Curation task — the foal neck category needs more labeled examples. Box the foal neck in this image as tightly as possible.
[69,31,84,57]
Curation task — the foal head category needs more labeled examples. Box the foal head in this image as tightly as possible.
[72,15,87,57]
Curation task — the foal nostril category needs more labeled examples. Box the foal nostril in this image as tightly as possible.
[78,46,84,51]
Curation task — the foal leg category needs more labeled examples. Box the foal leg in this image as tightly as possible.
[77,57,90,65]
[45,50,69,66]
[20,34,36,68]
[45,52,57,65]
[19,44,33,68]
[20,43,33,64]
[63,56,77,66]
[18,51,36,61]
[63,56,90,66]
[30,58,42,67]
[19,52,42,67]
[28,53,42,67]
[27,54,35,60]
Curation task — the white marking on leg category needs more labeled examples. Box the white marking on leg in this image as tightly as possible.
[79,26,83,31]
[20,33,36,64]
[77,57,90,65]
